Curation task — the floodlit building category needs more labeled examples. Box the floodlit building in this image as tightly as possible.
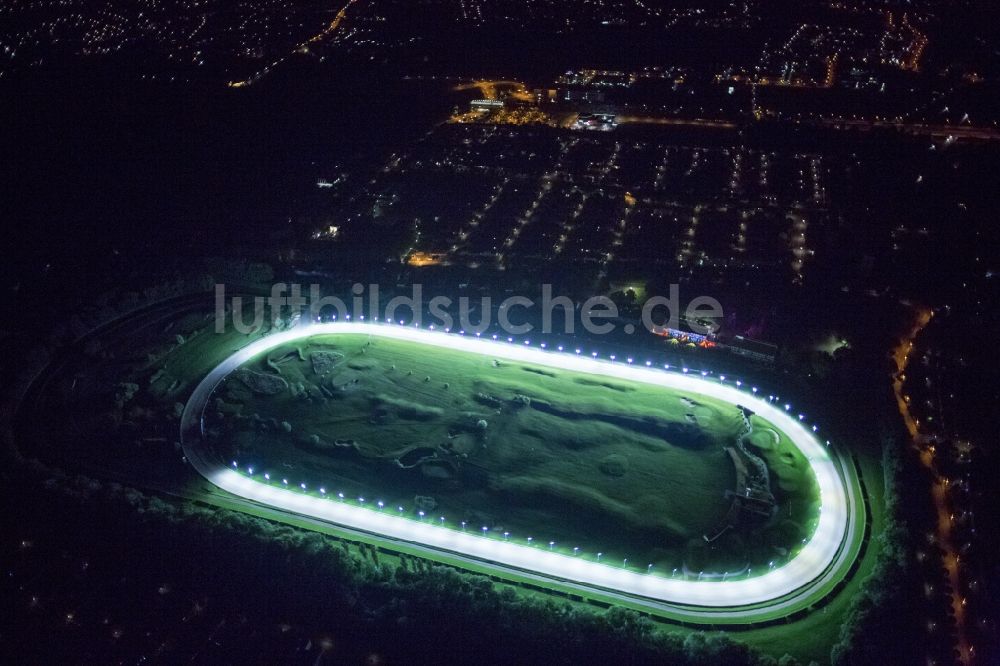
[470,98,504,112]
[721,336,778,365]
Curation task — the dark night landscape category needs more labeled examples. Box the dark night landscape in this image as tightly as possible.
[2,1,999,664]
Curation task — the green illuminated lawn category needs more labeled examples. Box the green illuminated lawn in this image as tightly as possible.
[205,333,819,572]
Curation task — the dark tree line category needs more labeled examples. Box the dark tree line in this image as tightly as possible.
[830,434,942,665]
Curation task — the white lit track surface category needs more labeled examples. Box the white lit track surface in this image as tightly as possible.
[181,322,858,613]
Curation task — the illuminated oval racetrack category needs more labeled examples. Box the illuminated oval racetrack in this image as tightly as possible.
[181,322,858,613]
